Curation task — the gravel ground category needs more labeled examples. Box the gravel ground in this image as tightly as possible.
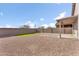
[0,33,79,56]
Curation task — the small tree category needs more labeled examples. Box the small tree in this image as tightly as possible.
[39,26,45,33]
[20,25,30,28]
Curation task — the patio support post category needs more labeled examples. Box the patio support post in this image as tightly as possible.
[78,4,79,40]
[77,14,79,40]
[72,23,73,34]
[62,22,64,34]
[59,21,62,38]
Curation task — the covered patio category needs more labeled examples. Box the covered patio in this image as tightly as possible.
[56,16,78,28]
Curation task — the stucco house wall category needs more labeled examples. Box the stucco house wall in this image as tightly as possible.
[73,20,78,38]
[73,3,78,16]
[72,3,78,38]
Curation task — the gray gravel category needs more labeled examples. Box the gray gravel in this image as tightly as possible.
[0,33,79,56]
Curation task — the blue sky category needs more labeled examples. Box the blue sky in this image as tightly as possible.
[0,3,72,28]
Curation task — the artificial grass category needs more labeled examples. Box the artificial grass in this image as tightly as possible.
[16,33,36,37]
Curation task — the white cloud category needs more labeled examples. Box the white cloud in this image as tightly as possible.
[0,26,3,28]
[49,23,56,28]
[40,18,45,21]
[25,21,31,25]
[54,11,66,20]
[0,12,3,16]
[5,24,12,28]
[0,24,16,28]
[41,22,56,28]
[41,24,48,28]
[24,21,35,28]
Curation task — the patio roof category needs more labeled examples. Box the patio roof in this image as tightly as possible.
[56,15,78,25]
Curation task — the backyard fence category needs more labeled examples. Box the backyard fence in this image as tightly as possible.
[38,28,72,34]
[0,28,37,37]
[0,28,73,38]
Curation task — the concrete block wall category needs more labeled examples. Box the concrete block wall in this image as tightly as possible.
[0,28,37,37]
[37,28,72,34]
[52,28,72,34]
[0,28,72,37]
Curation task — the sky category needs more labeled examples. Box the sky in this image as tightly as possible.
[0,3,72,28]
